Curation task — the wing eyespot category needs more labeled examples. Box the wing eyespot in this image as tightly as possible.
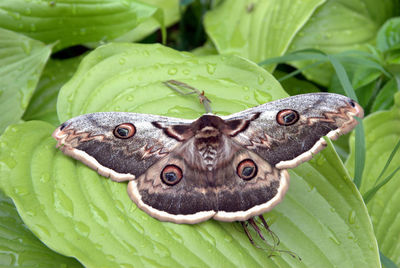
[237,159,258,180]
[161,165,183,185]
[114,123,136,139]
[276,109,299,126]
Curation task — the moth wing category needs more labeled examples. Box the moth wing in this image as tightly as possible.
[127,136,289,223]
[222,93,363,169]
[52,112,194,182]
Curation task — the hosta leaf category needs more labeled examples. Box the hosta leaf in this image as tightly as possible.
[0,0,162,51]
[0,122,380,267]
[113,0,179,43]
[288,0,400,86]
[346,92,400,266]
[57,43,286,122]
[0,28,51,134]
[0,44,379,267]
[23,56,82,126]
[203,0,326,71]
[0,190,82,267]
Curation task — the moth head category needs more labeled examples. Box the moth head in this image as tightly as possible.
[160,164,183,185]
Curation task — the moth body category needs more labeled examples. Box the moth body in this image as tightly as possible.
[53,93,363,224]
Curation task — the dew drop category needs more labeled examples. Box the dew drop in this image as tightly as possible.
[39,173,50,183]
[54,188,74,217]
[254,89,272,104]
[242,86,249,91]
[258,75,265,85]
[14,186,29,196]
[25,7,31,15]
[152,241,171,258]
[206,63,216,74]
[29,23,36,32]
[75,221,90,236]
[348,210,356,225]
[126,95,134,101]
[182,69,190,75]
[71,4,77,15]
[119,58,126,65]
[9,11,21,20]
[89,204,108,224]
[79,28,87,36]
[316,155,326,166]
[168,68,177,75]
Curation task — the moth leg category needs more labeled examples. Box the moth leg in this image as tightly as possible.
[244,216,302,260]
[259,215,280,247]
[248,218,266,241]
[163,80,213,114]
[240,221,255,245]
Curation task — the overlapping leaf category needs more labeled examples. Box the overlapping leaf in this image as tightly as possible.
[0,43,380,267]
[23,57,82,126]
[204,0,325,71]
[0,28,51,133]
[288,0,399,86]
[0,0,162,51]
[0,190,82,267]
[346,92,400,266]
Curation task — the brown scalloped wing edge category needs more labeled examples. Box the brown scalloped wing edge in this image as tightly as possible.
[127,170,289,224]
[276,101,363,169]
[52,127,135,182]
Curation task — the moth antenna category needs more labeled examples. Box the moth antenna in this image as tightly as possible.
[163,80,213,114]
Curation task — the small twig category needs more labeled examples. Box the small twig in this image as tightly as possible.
[163,80,213,114]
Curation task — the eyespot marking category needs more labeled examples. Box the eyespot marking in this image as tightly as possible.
[276,109,299,126]
[237,159,257,180]
[114,123,136,139]
[161,165,183,185]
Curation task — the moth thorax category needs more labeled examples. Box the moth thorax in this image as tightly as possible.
[194,126,222,169]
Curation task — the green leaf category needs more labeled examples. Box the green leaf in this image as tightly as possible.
[114,0,179,43]
[23,57,82,126]
[289,0,399,86]
[273,70,320,95]
[0,181,82,267]
[203,0,326,71]
[57,43,286,122]
[377,16,400,52]
[346,92,400,266]
[0,0,162,51]
[0,44,380,267]
[0,28,51,134]
[0,120,380,267]
[371,78,397,112]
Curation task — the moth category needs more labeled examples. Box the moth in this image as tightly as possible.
[53,93,363,224]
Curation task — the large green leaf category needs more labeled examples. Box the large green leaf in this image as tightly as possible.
[113,0,179,43]
[23,56,82,126]
[0,44,380,267]
[0,190,82,267]
[346,92,400,266]
[288,0,400,86]
[0,28,51,133]
[57,43,286,122]
[0,0,162,51]
[204,0,326,71]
